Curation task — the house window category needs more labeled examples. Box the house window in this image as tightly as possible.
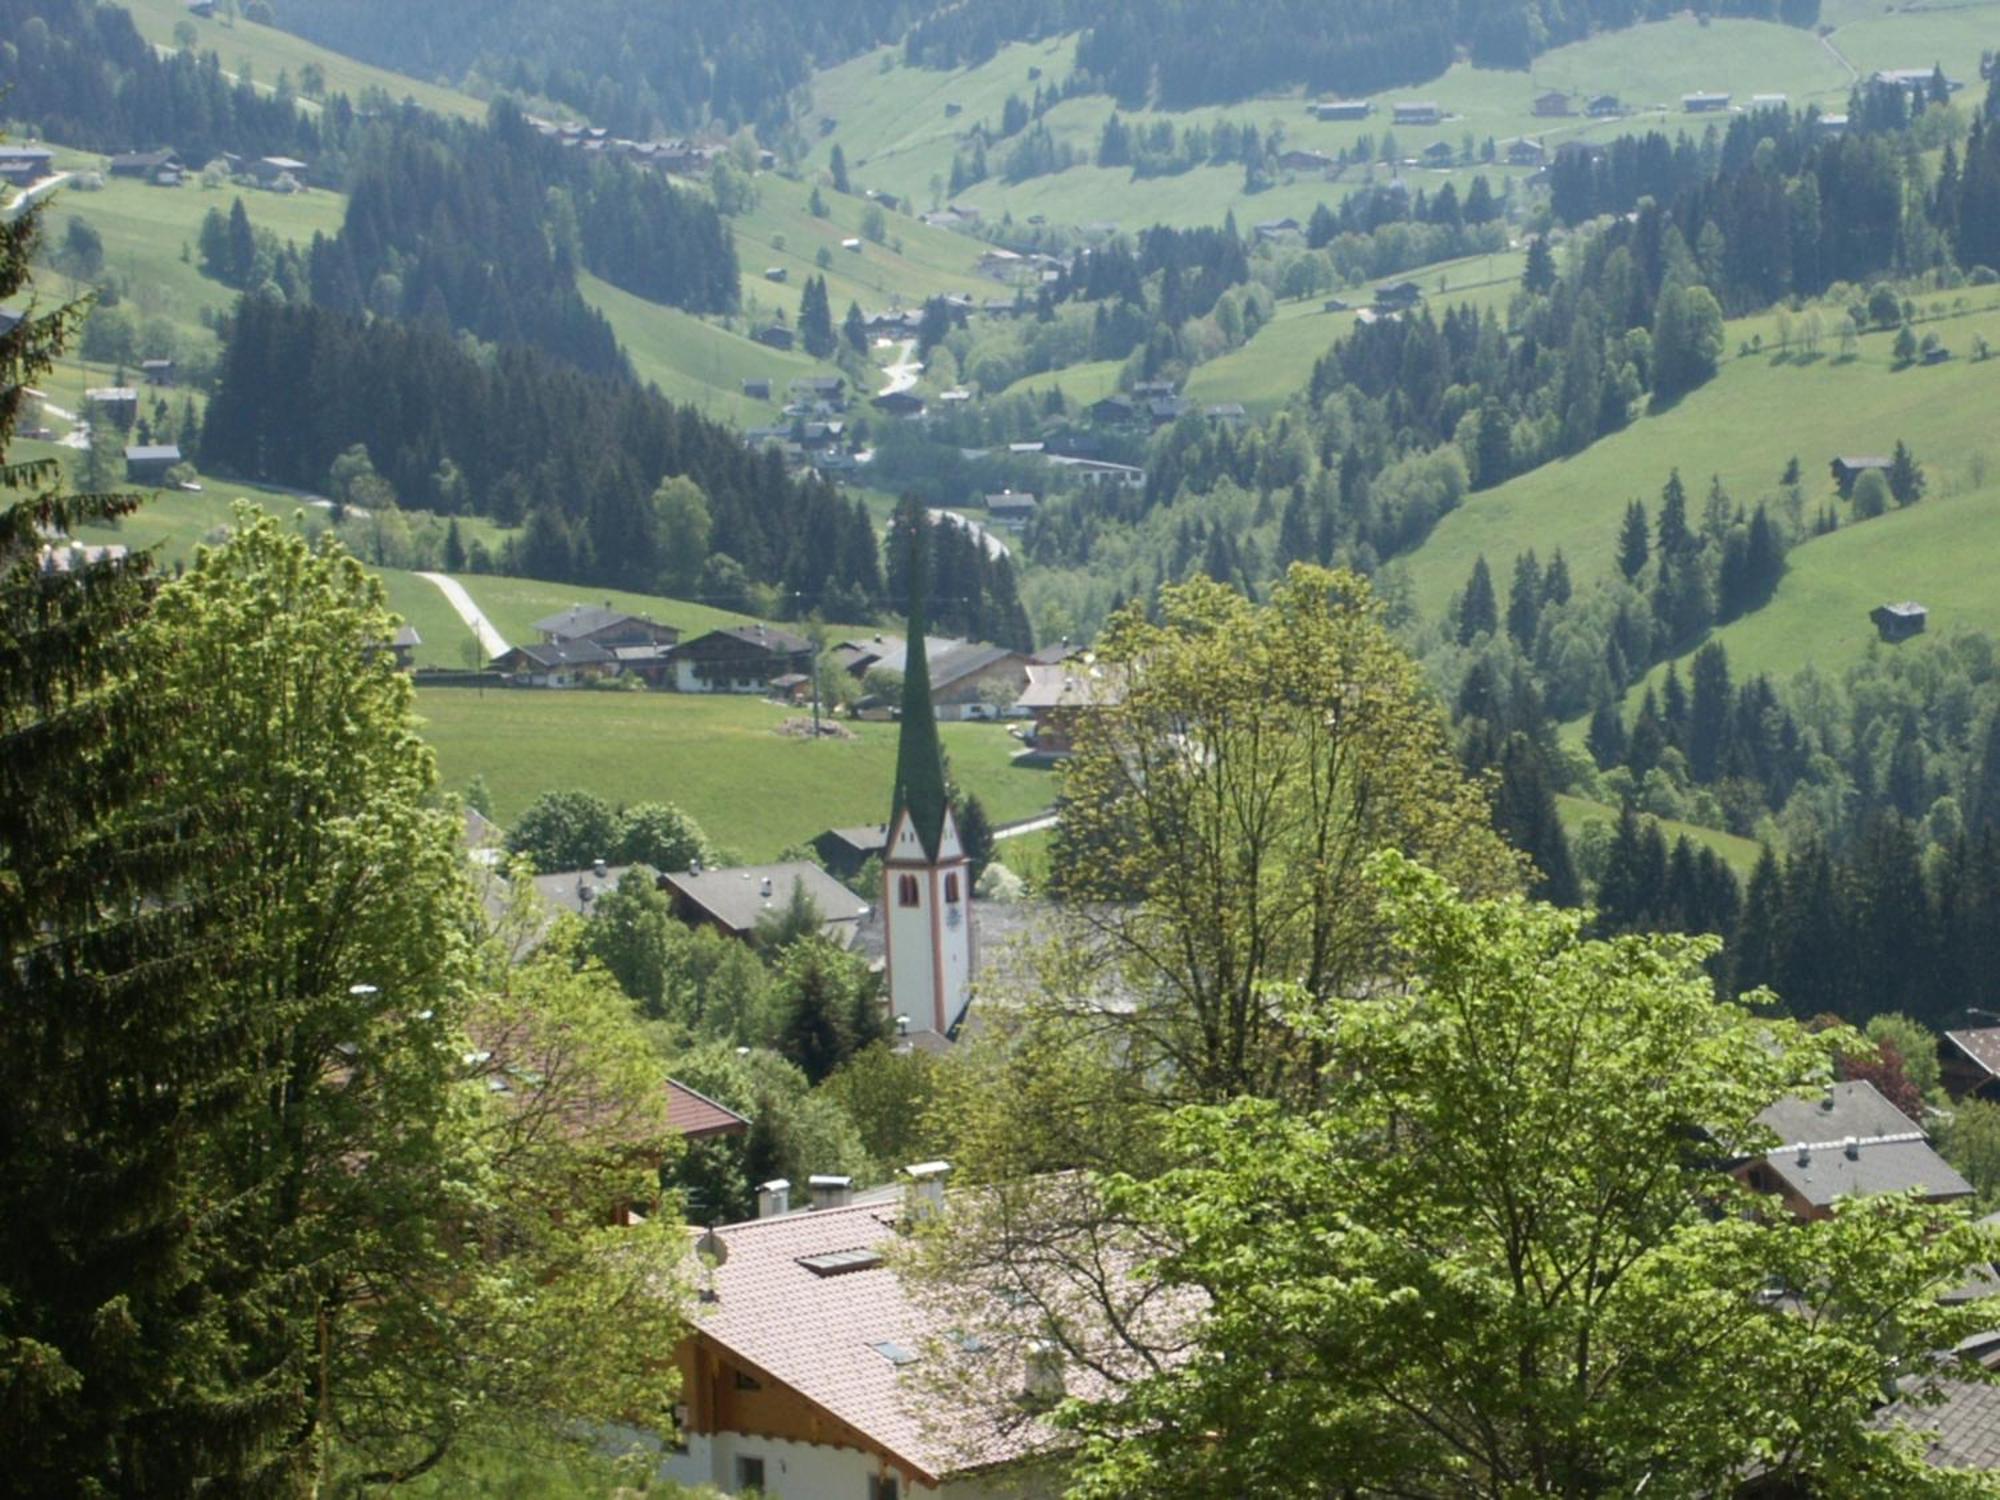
[735,1455,767,1492]
[897,874,920,907]
[943,873,960,903]
[868,1477,901,1500]
[733,1369,763,1391]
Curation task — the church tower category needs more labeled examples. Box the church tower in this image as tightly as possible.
[883,583,974,1037]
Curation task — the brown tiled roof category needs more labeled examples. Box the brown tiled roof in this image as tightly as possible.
[688,1200,1035,1481]
[665,1079,749,1140]
[1946,1028,2000,1080]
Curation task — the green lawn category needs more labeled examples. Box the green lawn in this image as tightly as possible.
[1407,295,2000,622]
[118,0,483,119]
[1556,793,1765,878]
[412,687,1056,859]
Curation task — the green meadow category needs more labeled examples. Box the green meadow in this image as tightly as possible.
[1556,794,1765,877]
[412,686,1056,858]
[117,0,482,118]
[1406,294,2000,625]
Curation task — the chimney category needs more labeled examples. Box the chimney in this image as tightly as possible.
[593,856,608,878]
[756,1179,791,1218]
[1843,1135,1860,1160]
[760,875,774,897]
[896,1014,911,1037]
[1021,1339,1066,1409]
[1820,1082,1836,1110]
[809,1174,854,1210]
[1796,1142,1811,1166]
[905,1160,950,1223]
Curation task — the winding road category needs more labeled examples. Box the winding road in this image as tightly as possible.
[416,572,511,659]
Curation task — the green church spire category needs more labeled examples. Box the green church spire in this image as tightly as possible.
[891,535,951,862]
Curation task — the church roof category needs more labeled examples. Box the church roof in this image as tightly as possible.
[890,578,952,862]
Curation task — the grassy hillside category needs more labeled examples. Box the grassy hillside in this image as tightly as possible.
[806,15,1870,231]
[118,0,482,118]
[730,171,997,316]
[1184,249,1527,415]
[44,165,347,356]
[1556,793,1764,877]
[581,272,833,425]
[413,686,1054,859]
[1407,294,2000,623]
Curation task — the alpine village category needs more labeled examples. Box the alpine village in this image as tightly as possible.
[22,0,2000,1496]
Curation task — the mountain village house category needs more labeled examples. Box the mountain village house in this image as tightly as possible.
[672,625,815,694]
[1734,1081,1972,1222]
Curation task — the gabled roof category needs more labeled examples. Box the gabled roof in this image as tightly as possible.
[686,1200,1021,1482]
[497,639,615,670]
[1753,1080,1971,1208]
[665,1079,750,1140]
[678,624,814,657]
[532,603,674,640]
[1946,1028,2000,1079]
[819,824,890,857]
[662,862,871,937]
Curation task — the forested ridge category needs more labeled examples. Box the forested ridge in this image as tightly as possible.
[0,0,327,162]
[201,298,890,615]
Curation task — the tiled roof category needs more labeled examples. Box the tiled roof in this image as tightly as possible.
[1016,660,1123,711]
[532,863,633,917]
[1946,1028,2000,1079]
[663,862,870,937]
[664,1078,749,1140]
[687,1200,1041,1481]
[1878,1380,2000,1470]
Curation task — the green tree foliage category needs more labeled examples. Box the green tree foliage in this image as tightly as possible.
[955,792,996,880]
[1521,232,1555,294]
[1890,438,1927,506]
[651,474,712,596]
[798,273,836,358]
[828,143,850,193]
[508,788,621,872]
[1853,466,1892,518]
[616,800,713,873]
[1049,567,1520,1104]
[0,194,277,1496]
[774,937,883,1084]
[1616,498,1650,580]
[1061,856,1999,1499]
[1456,553,1498,644]
[1650,282,1724,401]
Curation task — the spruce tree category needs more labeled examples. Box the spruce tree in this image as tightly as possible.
[1506,550,1543,650]
[1457,555,1499,645]
[1617,500,1650,580]
[1656,469,1692,556]
[956,793,996,881]
[1587,698,1628,771]
[1888,439,1926,506]
[829,143,850,194]
[1522,234,1556,294]
[0,188,262,1493]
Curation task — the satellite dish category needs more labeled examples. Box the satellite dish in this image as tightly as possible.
[694,1229,729,1267]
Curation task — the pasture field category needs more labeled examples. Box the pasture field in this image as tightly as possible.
[411,686,1056,859]
[1556,794,1765,878]
[118,0,482,118]
[1406,294,2000,624]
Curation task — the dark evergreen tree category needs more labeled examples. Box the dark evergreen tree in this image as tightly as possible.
[843,299,868,354]
[1617,500,1650,581]
[1522,233,1556,294]
[1457,554,1498,645]
[1494,733,1581,906]
[1888,438,1925,506]
[1505,550,1542,650]
[0,196,265,1493]
[1687,641,1732,785]
[956,793,996,881]
[829,143,850,193]
[799,275,837,358]
[1732,844,1785,999]
[1587,697,1627,770]
[1656,468,1692,556]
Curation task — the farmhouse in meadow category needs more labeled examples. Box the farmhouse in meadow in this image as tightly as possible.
[1682,91,1731,113]
[1313,98,1373,121]
[1532,90,1571,117]
[671,624,815,694]
[1870,601,1928,643]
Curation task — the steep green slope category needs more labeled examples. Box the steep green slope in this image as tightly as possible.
[1408,296,2000,623]
[117,0,483,118]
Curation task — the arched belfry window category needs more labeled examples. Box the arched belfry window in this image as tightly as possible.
[897,874,920,907]
[944,873,961,903]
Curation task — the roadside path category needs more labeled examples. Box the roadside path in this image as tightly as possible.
[993,811,1058,841]
[879,338,922,396]
[416,571,510,658]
